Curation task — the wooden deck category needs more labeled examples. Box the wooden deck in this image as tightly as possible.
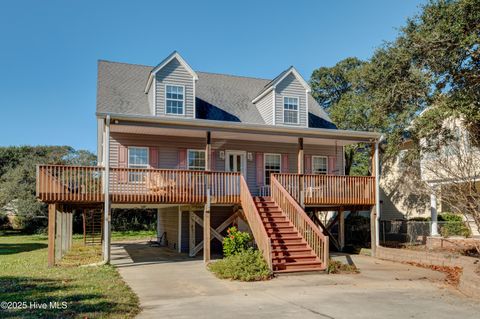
[274,173,376,206]
[37,165,240,204]
[36,165,375,206]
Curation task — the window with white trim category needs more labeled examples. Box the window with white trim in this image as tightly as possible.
[188,150,205,170]
[166,85,184,115]
[128,147,149,182]
[312,156,327,175]
[264,153,281,185]
[283,97,299,124]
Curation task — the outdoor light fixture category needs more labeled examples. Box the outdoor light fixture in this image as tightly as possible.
[247,152,253,161]
[219,150,225,160]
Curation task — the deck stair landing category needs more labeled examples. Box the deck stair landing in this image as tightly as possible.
[254,196,324,273]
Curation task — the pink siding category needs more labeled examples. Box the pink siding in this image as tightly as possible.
[178,149,187,169]
[118,145,128,183]
[304,155,312,174]
[281,154,288,173]
[210,150,216,171]
[149,147,159,168]
[256,153,264,186]
[328,156,336,175]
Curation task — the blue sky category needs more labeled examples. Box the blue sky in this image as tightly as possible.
[0,0,425,154]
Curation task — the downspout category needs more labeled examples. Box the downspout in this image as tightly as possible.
[375,135,385,249]
[103,115,111,263]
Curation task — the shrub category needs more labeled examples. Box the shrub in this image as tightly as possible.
[438,213,470,237]
[208,249,272,281]
[327,259,359,274]
[222,227,251,257]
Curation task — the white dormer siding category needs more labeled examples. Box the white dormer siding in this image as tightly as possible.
[147,81,155,115]
[255,90,275,125]
[275,73,307,127]
[155,58,195,118]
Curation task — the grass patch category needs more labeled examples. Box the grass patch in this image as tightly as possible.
[208,249,272,281]
[0,233,140,318]
[327,259,360,274]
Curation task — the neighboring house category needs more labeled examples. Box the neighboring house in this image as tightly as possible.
[380,114,480,236]
[36,51,382,272]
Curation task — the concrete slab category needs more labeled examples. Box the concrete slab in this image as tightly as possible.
[111,241,480,319]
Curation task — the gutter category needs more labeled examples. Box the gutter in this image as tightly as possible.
[96,112,382,142]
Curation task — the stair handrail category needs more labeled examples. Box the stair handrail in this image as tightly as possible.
[239,175,272,270]
[271,174,329,268]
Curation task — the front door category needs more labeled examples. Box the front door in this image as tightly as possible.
[225,151,247,177]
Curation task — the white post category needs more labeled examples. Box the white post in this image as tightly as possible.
[374,139,381,248]
[430,190,439,236]
[178,206,182,253]
[103,115,111,263]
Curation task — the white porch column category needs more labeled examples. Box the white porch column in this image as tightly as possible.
[430,191,439,236]
[178,206,182,253]
[103,115,111,263]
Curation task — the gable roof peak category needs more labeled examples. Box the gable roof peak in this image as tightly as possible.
[144,51,198,93]
[252,66,311,103]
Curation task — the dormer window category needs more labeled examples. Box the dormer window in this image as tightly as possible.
[283,97,299,124]
[166,85,185,115]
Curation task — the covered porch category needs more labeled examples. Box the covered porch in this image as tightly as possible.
[37,115,381,269]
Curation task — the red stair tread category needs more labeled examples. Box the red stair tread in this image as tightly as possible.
[253,195,326,274]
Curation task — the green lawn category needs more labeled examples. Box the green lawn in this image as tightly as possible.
[0,231,140,318]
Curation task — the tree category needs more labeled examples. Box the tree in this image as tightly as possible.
[402,0,480,142]
[417,116,480,246]
[310,0,479,174]
[310,57,365,111]
[310,46,429,173]
[0,146,96,232]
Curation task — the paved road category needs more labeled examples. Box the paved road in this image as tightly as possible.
[111,242,480,319]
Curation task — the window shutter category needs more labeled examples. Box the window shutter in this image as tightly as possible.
[178,149,187,169]
[118,145,128,183]
[256,153,264,186]
[304,155,312,174]
[149,147,158,169]
[281,154,288,173]
[328,156,336,175]
[210,150,216,171]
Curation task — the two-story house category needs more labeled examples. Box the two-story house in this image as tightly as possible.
[37,51,381,273]
[380,112,480,237]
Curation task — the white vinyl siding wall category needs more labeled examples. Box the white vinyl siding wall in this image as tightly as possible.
[255,90,274,125]
[275,73,307,127]
[155,58,194,118]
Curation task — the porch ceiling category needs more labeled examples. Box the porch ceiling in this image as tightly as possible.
[110,123,365,146]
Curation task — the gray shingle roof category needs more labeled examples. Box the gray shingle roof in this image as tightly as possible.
[97,60,336,129]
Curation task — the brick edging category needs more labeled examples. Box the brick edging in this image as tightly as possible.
[376,246,480,298]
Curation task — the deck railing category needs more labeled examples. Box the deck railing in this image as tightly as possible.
[273,173,376,206]
[240,175,272,270]
[36,165,104,203]
[271,175,328,269]
[37,165,240,204]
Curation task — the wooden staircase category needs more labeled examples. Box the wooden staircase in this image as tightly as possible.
[254,196,325,273]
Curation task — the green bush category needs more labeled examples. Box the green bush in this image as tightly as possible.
[438,213,470,237]
[208,249,272,281]
[222,226,251,257]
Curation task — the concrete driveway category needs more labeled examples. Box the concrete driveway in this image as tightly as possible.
[111,241,480,319]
